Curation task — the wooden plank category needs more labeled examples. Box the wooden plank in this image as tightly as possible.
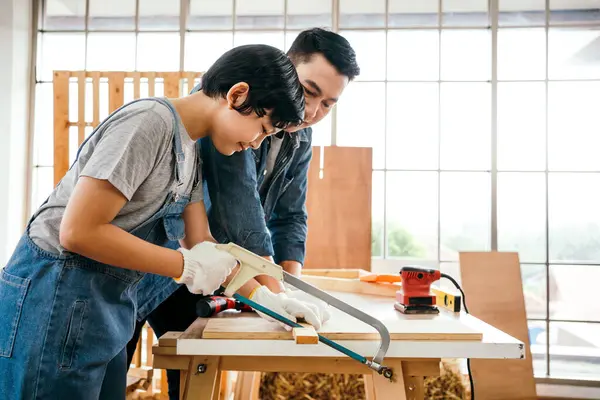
[304,146,373,270]
[234,372,260,400]
[153,354,190,370]
[148,72,156,97]
[364,375,376,400]
[301,275,399,297]
[77,71,85,145]
[211,370,222,400]
[201,317,479,341]
[108,72,125,113]
[164,72,180,98]
[53,71,70,185]
[161,369,168,399]
[128,366,153,380]
[459,252,537,400]
[181,356,220,400]
[152,345,178,356]
[200,290,482,341]
[92,72,100,128]
[133,72,141,100]
[152,355,440,376]
[182,317,211,339]
[301,269,370,279]
[372,359,407,400]
[292,325,318,344]
[159,331,182,347]
[186,72,196,94]
[145,326,154,367]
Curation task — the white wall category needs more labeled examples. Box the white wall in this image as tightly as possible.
[0,0,33,264]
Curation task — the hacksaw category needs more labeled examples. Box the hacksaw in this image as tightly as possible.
[216,242,394,380]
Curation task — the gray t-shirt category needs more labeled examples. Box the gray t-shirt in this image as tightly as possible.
[259,135,284,194]
[30,99,203,254]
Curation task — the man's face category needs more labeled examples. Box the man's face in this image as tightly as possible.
[286,53,350,133]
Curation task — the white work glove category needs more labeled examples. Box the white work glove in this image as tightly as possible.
[249,286,323,331]
[176,242,238,295]
[283,282,332,325]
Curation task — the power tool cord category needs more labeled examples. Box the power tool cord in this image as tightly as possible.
[440,273,474,400]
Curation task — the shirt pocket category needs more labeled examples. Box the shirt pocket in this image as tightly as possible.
[163,213,186,241]
[0,269,31,358]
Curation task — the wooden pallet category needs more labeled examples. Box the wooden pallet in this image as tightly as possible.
[52,71,204,186]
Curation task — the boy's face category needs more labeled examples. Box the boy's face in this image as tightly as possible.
[285,53,350,133]
[211,82,279,156]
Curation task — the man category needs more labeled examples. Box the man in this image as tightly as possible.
[127,28,360,399]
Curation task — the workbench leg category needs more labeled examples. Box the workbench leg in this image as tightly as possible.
[402,373,424,400]
[211,370,222,400]
[181,356,220,400]
[371,359,409,400]
[234,371,261,400]
[364,375,376,400]
[179,370,187,400]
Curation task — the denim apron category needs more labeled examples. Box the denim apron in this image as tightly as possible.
[0,98,196,399]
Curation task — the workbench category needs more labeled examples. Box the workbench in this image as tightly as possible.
[152,290,524,400]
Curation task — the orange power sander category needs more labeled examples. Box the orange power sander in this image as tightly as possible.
[394,266,441,314]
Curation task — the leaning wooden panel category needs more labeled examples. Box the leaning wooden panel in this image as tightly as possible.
[459,252,536,400]
[304,146,372,270]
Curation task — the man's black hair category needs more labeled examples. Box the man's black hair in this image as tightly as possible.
[287,28,360,80]
[201,44,305,129]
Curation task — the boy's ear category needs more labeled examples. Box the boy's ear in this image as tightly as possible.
[226,82,250,109]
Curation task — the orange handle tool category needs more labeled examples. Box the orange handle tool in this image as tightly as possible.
[359,274,402,283]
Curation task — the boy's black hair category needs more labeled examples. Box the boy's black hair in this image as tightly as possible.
[287,28,360,80]
[201,44,305,129]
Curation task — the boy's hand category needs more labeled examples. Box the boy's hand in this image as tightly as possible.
[176,242,238,294]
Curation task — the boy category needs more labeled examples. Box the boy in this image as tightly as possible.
[0,44,306,399]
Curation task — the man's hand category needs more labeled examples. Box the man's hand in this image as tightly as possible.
[284,283,332,325]
[249,286,323,331]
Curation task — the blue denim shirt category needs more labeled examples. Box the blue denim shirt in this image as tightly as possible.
[199,128,313,265]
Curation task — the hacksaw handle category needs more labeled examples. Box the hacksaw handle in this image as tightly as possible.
[216,243,284,297]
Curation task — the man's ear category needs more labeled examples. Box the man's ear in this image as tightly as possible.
[226,82,250,109]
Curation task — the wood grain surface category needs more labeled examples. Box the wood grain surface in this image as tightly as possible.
[201,292,483,341]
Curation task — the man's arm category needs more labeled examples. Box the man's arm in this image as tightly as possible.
[267,130,313,276]
[200,137,283,292]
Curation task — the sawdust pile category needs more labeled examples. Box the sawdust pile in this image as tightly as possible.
[424,360,471,400]
[259,372,365,400]
[259,360,470,400]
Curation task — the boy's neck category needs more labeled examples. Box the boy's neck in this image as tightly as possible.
[170,92,216,141]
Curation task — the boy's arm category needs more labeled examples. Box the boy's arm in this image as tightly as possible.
[61,177,184,278]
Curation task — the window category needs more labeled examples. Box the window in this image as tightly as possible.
[33,0,600,381]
